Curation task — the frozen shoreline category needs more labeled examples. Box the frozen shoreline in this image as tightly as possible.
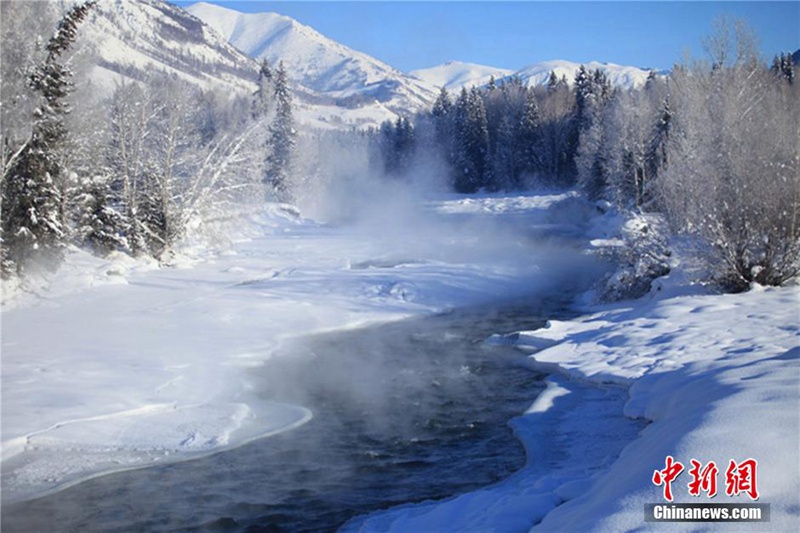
[347,282,800,532]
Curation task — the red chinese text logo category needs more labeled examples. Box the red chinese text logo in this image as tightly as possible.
[652,457,759,501]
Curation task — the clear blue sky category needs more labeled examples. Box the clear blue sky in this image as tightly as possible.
[174,1,799,72]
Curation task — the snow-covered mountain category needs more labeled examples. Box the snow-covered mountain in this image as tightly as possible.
[410,61,515,91]
[68,0,406,130]
[506,59,654,89]
[76,0,258,95]
[186,2,437,115]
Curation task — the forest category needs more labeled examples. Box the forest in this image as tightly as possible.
[2,3,798,295]
[375,22,799,292]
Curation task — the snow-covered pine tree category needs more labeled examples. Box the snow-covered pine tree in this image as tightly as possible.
[264,62,295,203]
[394,116,415,175]
[1,1,95,277]
[537,80,577,185]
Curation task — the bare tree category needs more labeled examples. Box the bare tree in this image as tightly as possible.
[660,20,800,289]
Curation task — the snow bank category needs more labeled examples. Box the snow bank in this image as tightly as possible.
[529,283,800,532]
[347,275,800,532]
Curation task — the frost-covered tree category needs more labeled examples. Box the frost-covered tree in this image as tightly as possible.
[537,81,576,185]
[1,1,59,174]
[1,1,95,276]
[107,80,152,255]
[659,20,800,290]
[575,68,614,199]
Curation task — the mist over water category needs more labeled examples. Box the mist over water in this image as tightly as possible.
[2,303,576,532]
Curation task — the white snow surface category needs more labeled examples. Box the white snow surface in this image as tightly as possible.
[2,192,798,533]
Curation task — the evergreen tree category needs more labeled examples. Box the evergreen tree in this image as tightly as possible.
[265,62,295,202]
[516,89,542,183]
[252,59,273,119]
[74,174,127,255]
[1,1,95,277]
[394,116,415,174]
[771,53,795,84]
[643,95,672,205]
[575,68,614,199]
[547,71,560,92]
[431,86,454,162]
[453,88,490,193]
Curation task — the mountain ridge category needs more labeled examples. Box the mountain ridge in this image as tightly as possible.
[186,2,437,113]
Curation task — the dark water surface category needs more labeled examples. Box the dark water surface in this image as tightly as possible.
[2,300,574,532]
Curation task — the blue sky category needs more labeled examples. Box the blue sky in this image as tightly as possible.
[175,1,800,72]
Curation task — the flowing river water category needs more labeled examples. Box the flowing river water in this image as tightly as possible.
[2,297,581,532]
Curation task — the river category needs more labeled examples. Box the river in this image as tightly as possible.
[2,297,580,532]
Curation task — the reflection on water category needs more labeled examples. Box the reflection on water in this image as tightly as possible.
[2,302,573,532]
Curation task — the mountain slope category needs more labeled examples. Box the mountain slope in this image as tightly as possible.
[186,2,436,112]
[77,0,258,95]
[410,61,514,91]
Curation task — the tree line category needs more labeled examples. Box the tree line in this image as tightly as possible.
[1,2,297,279]
[374,21,799,291]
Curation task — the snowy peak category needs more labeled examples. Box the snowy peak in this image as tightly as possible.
[410,61,514,91]
[186,2,436,112]
[509,60,654,89]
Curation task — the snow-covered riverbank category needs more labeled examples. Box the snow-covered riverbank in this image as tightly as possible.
[349,278,799,532]
[2,191,797,533]
[1,191,592,504]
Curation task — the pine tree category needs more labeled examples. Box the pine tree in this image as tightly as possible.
[265,62,295,202]
[431,86,452,143]
[1,1,96,277]
[644,96,672,205]
[516,89,542,183]
[394,116,415,174]
[252,59,273,119]
[771,53,795,84]
[547,71,559,92]
[74,174,127,255]
[453,88,490,193]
